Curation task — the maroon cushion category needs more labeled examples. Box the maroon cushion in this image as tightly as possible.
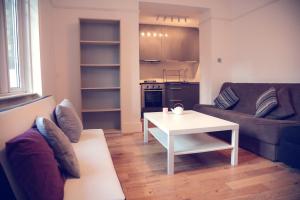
[6,128,65,200]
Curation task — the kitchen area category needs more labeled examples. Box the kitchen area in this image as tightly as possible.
[139,14,200,116]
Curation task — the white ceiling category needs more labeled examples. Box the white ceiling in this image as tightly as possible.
[139,2,208,27]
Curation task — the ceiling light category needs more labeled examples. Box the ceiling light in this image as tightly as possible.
[153,32,157,37]
[156,15,189,24]
[159,33,163,37]
[140,32,145,37]
[164,33,168,37]
[147,32,151,37]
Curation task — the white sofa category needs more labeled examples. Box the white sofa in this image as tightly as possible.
[0,96,125,200]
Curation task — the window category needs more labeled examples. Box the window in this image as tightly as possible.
[0,0,40,96]
[5,0,22,89]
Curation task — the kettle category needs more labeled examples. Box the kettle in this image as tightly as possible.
[171,103,184,115]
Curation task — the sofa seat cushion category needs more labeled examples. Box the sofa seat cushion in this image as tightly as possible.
[64,129,125,200]
[194,104,300,145]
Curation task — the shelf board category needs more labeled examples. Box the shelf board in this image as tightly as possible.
[80,64,120,68]
[81,87,120,91]
[149,128,232,156]
[82,108,121,113]
[104,129,121,134]
[80,40,120,45]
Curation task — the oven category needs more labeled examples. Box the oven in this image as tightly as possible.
[141,83,165,115]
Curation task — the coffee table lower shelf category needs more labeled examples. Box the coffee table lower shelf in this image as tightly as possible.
[149,128,233,156]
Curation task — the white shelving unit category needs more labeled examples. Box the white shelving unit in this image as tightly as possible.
[80,19,121,133]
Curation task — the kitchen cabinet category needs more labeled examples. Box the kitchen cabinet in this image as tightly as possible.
[163,27,199,62]
[139,24,199,62]
[139,25,162,61]
[165,82,199,110]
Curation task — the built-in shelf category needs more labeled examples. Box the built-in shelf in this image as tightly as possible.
[80,64,120,68]
[82,108,121,113]
[80,40,120,45]
[81,87,120,90]
[80,19,121,132]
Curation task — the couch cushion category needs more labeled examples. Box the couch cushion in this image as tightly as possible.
[255,87,278,118]
[36,117,80,178]
[64,129,125,200]
[219,83,300,120]
[6,128,65,200]
[194,104,300,145]
[55,99,83,143]
[266,88,295,120]
[214,87,239,109]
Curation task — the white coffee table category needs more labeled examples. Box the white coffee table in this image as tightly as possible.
[143,110,239,175]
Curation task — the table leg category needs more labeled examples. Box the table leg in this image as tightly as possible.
[167,135,174,175]
[144,118,149,144]
[231,128,239,166]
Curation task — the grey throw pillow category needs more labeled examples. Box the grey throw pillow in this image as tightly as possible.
[55,99,83,143]
[36,117,80,178]
[255,87,278,118]
[214,87,239,109]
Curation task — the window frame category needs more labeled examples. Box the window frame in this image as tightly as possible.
[0,0,33,97]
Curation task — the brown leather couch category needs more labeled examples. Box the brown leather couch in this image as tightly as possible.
[194,82,300,161]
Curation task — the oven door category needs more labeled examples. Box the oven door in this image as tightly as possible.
[143,90,163,108]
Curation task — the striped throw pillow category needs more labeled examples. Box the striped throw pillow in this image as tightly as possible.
[255,87,278,117]
[214,87,239,109]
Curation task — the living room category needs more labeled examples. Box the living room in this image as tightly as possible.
[0,0,300,200]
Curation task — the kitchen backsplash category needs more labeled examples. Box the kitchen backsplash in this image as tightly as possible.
[140,61,200,82]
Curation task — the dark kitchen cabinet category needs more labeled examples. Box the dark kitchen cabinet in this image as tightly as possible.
[165,83,199,110]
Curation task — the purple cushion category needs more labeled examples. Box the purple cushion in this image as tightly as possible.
[6,128,65,200]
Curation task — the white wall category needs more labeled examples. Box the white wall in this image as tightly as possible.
[39,0,141,133]
[198,8,233,104]
[230,0,300,83]
[201,0,300,104]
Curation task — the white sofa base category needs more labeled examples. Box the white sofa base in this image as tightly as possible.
[0,96,125,200]
[65,129,125,200]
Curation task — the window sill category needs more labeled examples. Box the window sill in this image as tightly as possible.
[0,93,40,111]
[0,93,38,101]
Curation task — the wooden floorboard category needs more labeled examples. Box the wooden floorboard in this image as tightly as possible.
[106,132,300,200]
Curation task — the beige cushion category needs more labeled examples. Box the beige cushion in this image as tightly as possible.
[36,117,80,178]
[55,100,82,143]
[64,129,125,200]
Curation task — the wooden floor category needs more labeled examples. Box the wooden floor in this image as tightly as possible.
[106,132,300,200]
